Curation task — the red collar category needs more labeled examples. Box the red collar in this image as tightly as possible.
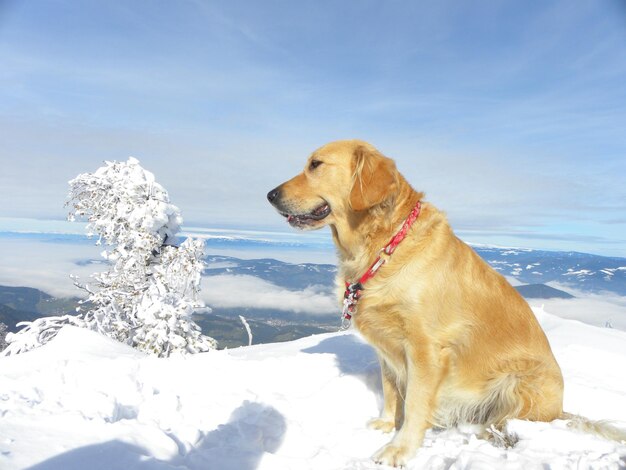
[341,201,422,329]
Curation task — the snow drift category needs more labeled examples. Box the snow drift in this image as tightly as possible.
[1,308,625,469]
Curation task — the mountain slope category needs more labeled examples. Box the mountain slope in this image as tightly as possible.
[0,303,40,332]
[205,255,336,290]
[201,249,626,301]
[0,285,80,331]
[0,285,52,313]
[473,246,626,296]
[514,284,574,299]
[1,308,625,469]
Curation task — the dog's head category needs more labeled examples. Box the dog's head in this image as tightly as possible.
[267,140,399,230]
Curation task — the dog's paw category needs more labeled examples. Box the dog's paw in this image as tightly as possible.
[367,417,396,433]
[373,443,413,468]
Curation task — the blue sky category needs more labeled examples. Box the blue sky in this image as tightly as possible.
[0,0,625,256]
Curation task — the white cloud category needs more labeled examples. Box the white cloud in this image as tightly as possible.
[200,274,337,315]
[0,238,101,298]
[527,284,626,331]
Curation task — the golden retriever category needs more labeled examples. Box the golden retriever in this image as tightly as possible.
[266,140,619,467]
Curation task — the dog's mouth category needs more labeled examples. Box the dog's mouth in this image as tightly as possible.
[280,202,331,228]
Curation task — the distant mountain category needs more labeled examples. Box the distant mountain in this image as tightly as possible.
[0,303,40,332]
[203,247,626,298]
[204,255,336,290]
[514,284,574,299]
[0,285,52,313]
[7,231,625,296]
[0,286,80,331]
[472,246,626,296]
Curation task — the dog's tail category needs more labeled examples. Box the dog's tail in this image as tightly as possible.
[560,412,626,444]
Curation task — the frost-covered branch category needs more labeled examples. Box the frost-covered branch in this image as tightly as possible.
[3,316,87,355]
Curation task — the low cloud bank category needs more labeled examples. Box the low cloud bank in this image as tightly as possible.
[529,283,626,331]
[200,274,337,315]
[0,238,100,298]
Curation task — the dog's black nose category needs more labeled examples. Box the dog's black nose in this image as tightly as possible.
[267,187,280,203]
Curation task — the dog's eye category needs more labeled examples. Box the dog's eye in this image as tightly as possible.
[309,160,323,171]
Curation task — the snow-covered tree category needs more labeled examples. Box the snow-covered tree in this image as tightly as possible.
[2,158,216,357]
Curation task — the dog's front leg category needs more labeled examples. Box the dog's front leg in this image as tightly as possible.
[373,344,441,468]
[368,356,403,433]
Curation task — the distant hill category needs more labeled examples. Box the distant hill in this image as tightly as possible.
[0,286,80,331]
[204,255,336,290]
[0,303,40,332]
[0,285,52,313]
[203,249,626,297]
[514,284,574,299]
[472,246,626,296]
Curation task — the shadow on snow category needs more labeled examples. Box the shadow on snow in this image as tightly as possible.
[302,333,382,404]
[26,401,287,470]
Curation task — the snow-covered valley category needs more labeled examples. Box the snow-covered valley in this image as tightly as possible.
[1,308,625,470]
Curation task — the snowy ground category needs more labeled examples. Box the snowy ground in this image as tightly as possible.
[1,308,626,470]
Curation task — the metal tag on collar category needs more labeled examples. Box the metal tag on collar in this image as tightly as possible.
[340,314,352,331]
[340,300,353,330]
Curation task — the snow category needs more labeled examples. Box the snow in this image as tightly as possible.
[1,310,626,469]
[564,269,593,277]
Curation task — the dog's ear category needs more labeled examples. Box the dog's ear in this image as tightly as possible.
[349,145,398,211]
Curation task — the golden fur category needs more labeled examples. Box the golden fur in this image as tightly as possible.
[267,140,622,467]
